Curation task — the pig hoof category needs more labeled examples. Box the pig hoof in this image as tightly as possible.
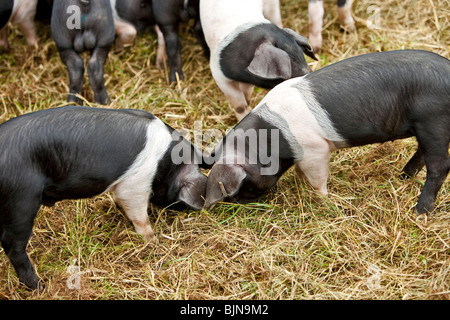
[399,172,412,180]
[94,93,111,105]
[20,275,43,291]
[145,234,158,245]
[308,33,322,53]
[67,94,84,106]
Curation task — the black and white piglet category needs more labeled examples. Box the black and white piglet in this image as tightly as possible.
[205,50,450,216]
[51,0,115,105]
[0,106,207,290]
[200,0,317,121]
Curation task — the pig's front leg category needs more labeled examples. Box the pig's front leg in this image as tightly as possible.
[0,27,9,49]
[87,47,111,105]
[400,147,425,179]
[308,0,324,52]
[155,25,168,69]
[113,191,157,244]
[158,23,184,83]
[59,49,85,105]
[193,18,209,59]
[337,0,355,32]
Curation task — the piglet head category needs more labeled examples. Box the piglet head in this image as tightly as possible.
[150,128,208,210]
[205,162,281,208]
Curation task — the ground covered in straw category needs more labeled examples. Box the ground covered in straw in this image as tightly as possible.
[0,0,449,300]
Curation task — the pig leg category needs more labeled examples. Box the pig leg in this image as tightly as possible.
[221,80,252,121]
[400,146,425,179]
[112,190,156,244]
[0,27,9,49]
[0,197,42,289]
[114,19,137,49]
[193,19,210,59]
[262,0,283,28]
[112,192,155,243]
[11,0,38,47]
[308,0,324,52]
[16,15,37,47]
[155,25,167,69]
[337,0,355,32]
[210,59,251,120]
[158,24,184,83]
[415,136,449,214]
[87,47,111,105]
[294,138,332,197]
[59,49,85,105]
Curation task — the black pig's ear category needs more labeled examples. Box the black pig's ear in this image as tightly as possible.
[283,28,318,61]
[177,171,207,210]
[205,165,247,208]
[247,40,292,80]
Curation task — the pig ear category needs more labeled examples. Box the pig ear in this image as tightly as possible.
[178,174,207,210]
[283,28,318,61]
[205,165,247,208]
[247,40,292,80]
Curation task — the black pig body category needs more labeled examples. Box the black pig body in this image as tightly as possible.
[205,50,450,216]
[51,0,115,104]
[0,106,207,289]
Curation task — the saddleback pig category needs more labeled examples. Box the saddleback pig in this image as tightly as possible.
[200,0,317,121]
[0,106,208,290]
[205,50,450,216]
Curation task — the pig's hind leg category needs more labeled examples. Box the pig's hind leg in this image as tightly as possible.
[87,47,111,105]
[59,49,85,104]
[414,128,450,215]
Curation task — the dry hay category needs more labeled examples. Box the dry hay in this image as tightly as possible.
[0,0,449,300]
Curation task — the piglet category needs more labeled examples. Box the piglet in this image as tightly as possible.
[200,0,317,121]
[205,50,450,216]
[0,106,208,290]
[0,0,38,49]
[51,0,115,105]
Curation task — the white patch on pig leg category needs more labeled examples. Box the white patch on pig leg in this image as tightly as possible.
[295,138,331,197]
[338,0,355,32]
[106,119,172,243]
[113,191,156,243]
[114,19,137,49]
[11,0,38,47]
[0,27,9,49]
[240,82,255,105]
[210,57,251,121]
[262,0,283,28]
[308,0,324,52]
[155,25,168,69]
